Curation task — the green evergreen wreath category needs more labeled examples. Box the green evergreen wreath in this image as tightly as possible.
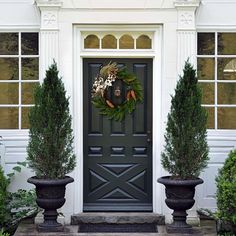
[91,62,143,121]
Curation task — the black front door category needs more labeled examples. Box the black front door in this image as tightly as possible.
[83,58,153,211]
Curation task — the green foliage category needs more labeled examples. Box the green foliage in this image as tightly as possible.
[216,150,236,230]
[27,62,76,179]
[161,61,209,179]
[0,164,38,235]
[0,229,10,236]
[92,66,143,121]
[0,166,10,229]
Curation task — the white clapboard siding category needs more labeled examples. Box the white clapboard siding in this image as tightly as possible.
[0,131,33,191]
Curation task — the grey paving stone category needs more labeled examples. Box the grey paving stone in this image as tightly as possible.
[14,220,217,236]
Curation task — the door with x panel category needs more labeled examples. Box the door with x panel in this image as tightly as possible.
[83,58,153,211]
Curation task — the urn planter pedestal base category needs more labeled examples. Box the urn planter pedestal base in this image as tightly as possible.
[37,209,64,232]
[166,210,193,234]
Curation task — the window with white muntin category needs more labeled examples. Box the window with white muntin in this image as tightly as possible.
[82,32,153,50]
[0,32,39,129]
[197,32,236,130]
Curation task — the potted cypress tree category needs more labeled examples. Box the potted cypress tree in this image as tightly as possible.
[158,61,209,233]
[27,62,76,232]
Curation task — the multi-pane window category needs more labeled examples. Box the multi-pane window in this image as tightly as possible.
[197,32,236,129]
[0,32,39,129]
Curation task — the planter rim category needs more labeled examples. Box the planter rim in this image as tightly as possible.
[27,176,74,186]
[157,176,203,186]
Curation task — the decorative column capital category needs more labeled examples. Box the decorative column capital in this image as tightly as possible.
[174,0,200,8]
[36,0,63,9]
[174,0,200,30]
[35,0,62,30]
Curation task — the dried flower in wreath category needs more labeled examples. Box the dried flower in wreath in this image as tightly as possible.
[91,62,143,121]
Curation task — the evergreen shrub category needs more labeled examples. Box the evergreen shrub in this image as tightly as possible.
[161,61,209,179]
[0,166,9,229]
[27,62,76,179]
[216,150,236,231]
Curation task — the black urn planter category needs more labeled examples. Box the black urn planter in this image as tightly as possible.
[158,176,203,234]
[28,176,74,232]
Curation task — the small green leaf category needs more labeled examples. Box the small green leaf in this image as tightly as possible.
[17,161,27,167]
[7,173,14,178]
[13,166,21,173]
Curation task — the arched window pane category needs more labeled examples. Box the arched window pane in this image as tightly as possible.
[84,35,99,49]
[102,35,117,49]
[136,35,152,49]
[119,34,134,49]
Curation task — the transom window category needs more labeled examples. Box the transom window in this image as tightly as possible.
[197,32,236,130]
[83,32,153,50]
[0,32,39,129]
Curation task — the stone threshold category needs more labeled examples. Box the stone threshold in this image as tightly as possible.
[71,212,165,225]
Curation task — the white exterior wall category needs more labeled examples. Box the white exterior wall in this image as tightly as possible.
[0,0,235,224]
[196,0,236,212]
[0,0,40,192]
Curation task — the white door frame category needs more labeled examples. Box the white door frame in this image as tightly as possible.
[73,24,163,214]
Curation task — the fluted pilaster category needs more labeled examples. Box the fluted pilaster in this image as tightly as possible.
[174,0,200,74]
[36,0,62,79]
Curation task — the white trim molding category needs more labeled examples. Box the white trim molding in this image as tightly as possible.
[73,24,163,216]
[36,0,62,79]
[175,0,200,74]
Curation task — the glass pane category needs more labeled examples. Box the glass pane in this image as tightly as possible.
[0,33,18,55]
[197,33,215,55]
[22,107,30,129]
[0,58,18,80]
[197,58,215,80]
[119,34,134,49]
[21,33,38,55]
[218,33,236,55]
[218,107,236,129]
[205,107,215,129]
[218,83,236,104]
[218,58,236,80]
[22,82,38,104]
[84,35,99,49]
[22,58,39,80]
[136,35,151,49]
[0,107,18,129]
[0,83,18,104]
[102,35,117,49]
[198,82,215,104]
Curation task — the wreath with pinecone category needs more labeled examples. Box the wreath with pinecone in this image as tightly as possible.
[91,62,143,121]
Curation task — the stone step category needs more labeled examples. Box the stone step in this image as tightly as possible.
[71,213,165,225]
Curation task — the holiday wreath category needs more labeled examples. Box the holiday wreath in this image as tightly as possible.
[91,62,143,121]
